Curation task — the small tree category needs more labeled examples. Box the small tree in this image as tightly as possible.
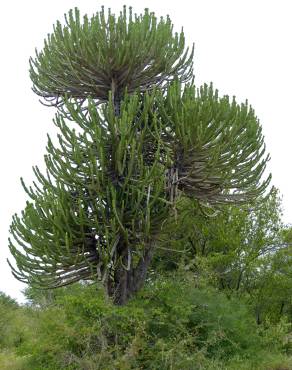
[8,6,270,305]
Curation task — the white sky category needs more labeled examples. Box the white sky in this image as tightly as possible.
[0,0,291,302]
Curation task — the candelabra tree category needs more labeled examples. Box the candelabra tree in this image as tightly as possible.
[8,6,271,305]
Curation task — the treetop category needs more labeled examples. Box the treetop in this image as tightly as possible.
[30,6,194,111]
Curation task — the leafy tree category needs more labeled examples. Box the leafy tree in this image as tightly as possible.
[156,188,292,323]
[8,6,270,305]
[195,187,284,293]
[246,231,292,324]
[2,279,292,370]
[0,292,18,308]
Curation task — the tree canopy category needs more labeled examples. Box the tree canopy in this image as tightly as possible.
[8,6,270,305]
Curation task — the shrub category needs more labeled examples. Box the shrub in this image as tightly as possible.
[1,280,291,369]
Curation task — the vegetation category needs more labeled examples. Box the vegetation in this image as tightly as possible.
[1,274,292,369]
[3,5,292,369]
[2,189,292,369]
[8,6,270,305]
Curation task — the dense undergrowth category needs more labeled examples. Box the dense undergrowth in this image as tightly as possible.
[1,274,292,370]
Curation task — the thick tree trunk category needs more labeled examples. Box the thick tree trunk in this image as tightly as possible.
[106,242,154,305]
[105,88,154,305]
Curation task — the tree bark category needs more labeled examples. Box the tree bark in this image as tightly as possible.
[106,241,155,305]
[105,83,155,305]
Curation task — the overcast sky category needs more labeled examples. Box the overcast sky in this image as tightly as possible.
[1,0,291,302]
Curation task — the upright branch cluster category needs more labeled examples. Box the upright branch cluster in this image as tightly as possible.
[30,6,193,113]
[8,6,270,305]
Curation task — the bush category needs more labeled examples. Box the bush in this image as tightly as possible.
[0,279,291,369]
[0,350,31,370]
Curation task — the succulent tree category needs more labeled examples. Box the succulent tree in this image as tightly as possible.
[8,6,270,305]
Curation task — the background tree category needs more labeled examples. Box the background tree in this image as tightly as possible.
[156,188,292,323]
[8,6,270,305]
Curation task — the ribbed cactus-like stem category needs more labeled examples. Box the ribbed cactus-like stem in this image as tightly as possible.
[8,6,270,305]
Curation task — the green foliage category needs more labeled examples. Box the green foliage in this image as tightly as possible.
[8,82,271,292]
[155,188,292,324]
[0,291,18,308]
[9,6,271,304]
[1,280,291,369]
[30,6,194,108]
[159,82,270,204]
[246,242,292,324]
[0,299,35,357]
[9,93,170,289]
[5,5,290,368]
[0,351,31,370]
